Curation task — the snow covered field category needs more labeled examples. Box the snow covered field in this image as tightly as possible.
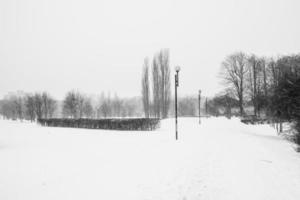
[1,117,300,200]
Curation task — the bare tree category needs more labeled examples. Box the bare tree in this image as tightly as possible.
[0,98,15,119]
[221,52,248,116]
[99,93,112,118]
[0,93,24,120]
[63,91,93,119]
[247,54,260,116]
[82,97,93,118]
[268,58,279,88]
[41,92,57,118]
[212,90,238,119]
[121,97,140,117]
[158,49,171,119]
[142,57,150,118]
[63,90,78,118]
[34,93,43,119]
[111,94,122,117]
[150,49,171,119]
[261,57,268,98]
[25,94,36,121]
[10,93,25,120]
[42,92,49,118]
[152,56,161,118]
[47,98,57,118]
[76,92,85,118]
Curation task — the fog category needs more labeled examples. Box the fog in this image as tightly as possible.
[1,0,299,99]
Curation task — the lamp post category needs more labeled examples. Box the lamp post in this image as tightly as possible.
[175,66,180,140]
[198,90,201,124]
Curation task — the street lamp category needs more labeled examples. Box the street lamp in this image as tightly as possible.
[198,90,201,124]
[175,66,180,140]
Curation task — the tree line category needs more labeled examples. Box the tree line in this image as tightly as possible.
[219,52,299,118]
[62,91,142,119]
[0,90,143,121]
[0,91,57,121]
[219,52,300,144]
[0,89,206,121]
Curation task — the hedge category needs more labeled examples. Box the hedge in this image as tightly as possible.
[241,118,269,125]
[240,115,271,125]
[37,118,160,131]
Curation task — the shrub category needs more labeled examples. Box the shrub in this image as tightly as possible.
[37,118,160,131]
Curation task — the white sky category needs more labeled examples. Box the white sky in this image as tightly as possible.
[0,0,299,99]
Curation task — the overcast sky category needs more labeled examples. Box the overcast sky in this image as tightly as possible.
[0,0,299,99]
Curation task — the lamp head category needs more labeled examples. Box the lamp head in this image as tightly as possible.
[175,66,181,73]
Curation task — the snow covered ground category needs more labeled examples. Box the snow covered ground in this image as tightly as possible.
[0,117,300,200]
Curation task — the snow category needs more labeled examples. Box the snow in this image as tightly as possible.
[0,117,300,200]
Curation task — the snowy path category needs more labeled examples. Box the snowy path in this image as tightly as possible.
[0,118,300,200]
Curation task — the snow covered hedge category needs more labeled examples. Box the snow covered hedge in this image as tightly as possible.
[241,116,270,125]
[37,118,160,131]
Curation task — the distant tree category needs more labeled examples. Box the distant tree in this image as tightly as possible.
[268,58,279,88]
[47,98,57,118]
[221,52,248,116]
[76,92,85,118]
[256,57,271,115]
[34,93,43,119]
[99,93,111,118]
[82,97,93,118]
[178,96,197,117]
[152,56,161,118]
[42,92,49,118]
[261,57,268,99]
[63,91,78,118]
[11,93,25,120]
[25,94,36,121]
[122,98,140,117]
[247,54,261,117]
[158,49,171,118]
[206,98,220,117]
[41,92,57,118]
[110,94,123,117]
[142,57,150,118]
[151,49,171,119]
[62,91,94,118]
[0,97,16,119]
[0,92,56,121]
[212,91,239,118]
[0,92,26,120]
